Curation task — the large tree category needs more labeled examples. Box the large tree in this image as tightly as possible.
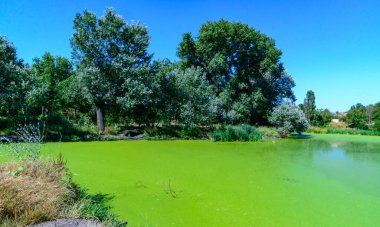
[177,20,295,124]
[303,90,316,122]
[71,8,152,131]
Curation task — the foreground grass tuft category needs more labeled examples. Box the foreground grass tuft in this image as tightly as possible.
[0,155,126,226]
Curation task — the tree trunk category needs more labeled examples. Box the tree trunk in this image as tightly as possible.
[96,105,105,132]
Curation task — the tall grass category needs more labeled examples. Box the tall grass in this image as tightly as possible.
[307,127,380,136]
[0,155,126,226]
[327,128,380,136]
[209,125,262,142]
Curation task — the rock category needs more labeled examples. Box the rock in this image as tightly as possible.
[122,129,142,137]
[30,219,104,227]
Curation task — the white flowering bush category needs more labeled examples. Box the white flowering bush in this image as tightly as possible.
[269,102,309,137]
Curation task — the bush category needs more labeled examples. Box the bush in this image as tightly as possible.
[328,121,348,129]
[269,102,309,138]
[307,127,328,134]
[143,125,209,140]
[209,125,262,142]
[256,127,280,139]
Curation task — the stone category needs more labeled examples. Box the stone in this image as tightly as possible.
[30,219,104,227]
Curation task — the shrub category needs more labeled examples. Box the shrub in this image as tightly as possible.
[256,127,280,139]
[328,121,348,129]
[307,127,328,134]
[269,102,310,137]
[143,125,209,140]
[209,125,262,142]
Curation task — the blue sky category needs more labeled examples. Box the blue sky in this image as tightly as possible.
[1,0,379,112]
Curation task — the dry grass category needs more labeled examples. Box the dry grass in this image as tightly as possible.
[0,155,125,226]
[0,155,74,226]
[328,121,348,129]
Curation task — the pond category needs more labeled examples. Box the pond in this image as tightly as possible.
[45,134,380,226]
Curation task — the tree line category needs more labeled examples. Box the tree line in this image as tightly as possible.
[300,90,380,132]
[0,8,299,137]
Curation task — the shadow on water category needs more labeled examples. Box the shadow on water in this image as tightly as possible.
[74,188,128,226]
[289,134,313,139]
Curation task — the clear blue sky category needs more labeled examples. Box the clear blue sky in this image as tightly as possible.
[1,0,379,112]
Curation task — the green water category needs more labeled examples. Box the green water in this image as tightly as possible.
[45,134,380,226]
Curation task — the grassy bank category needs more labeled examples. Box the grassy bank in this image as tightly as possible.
[308,126,380,136]
[0,155,126,226]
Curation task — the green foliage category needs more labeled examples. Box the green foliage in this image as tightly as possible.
[307,126,328,134]
[159,67,217,127]
[256,127,280,139]
[142,126,208,140]
[344,103,369,130]
[71,8,152,131]
[269,102,309,137]
[307,126,380,136]
[0,36,28,123]
[302,90,316,121]
[373,119,380,132]
[326,128,380,136]
[210,125,262,142]
[26,53,74,124]
[310,109,334,127]
[177,20,295,124]
[71,188,126,226]
[0,123,45,161]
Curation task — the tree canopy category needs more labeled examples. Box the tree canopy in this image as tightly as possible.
[177,19,295,124]
[71,8,152,131]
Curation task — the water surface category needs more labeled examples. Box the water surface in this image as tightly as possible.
[46,134,380,226]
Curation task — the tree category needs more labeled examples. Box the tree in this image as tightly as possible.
[311,109,333,127]
[372,102,380,121]
[345,103,368,130]
[269,102,309,137]
[27,53,73,119]
[371,102,380,132]
[177,19,295,124]
[0,36,28,124]
[71,8,152,131]
[303,90,316,122]
[160,67,216,127]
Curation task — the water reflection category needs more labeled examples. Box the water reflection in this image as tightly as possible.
[309,138,380,197]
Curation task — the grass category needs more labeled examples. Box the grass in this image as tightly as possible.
[308,126,380,136]
[44,135,380,226]
[0,155,126,226]
[209,124,262,141]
